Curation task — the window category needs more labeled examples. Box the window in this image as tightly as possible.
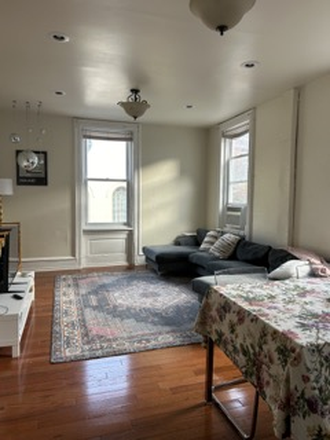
[77,121,138,229]
[113,186,127,222]
[225,131,249,206]
[219,111,254,232]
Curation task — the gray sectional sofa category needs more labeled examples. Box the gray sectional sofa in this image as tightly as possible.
[142,228,298,299]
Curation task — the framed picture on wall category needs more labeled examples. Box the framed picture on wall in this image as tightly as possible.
[16,150,48,186]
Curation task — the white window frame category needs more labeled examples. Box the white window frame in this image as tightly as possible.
[83,133,132,229]
[224,130,249,208]
[75,119,140,232]
[74,119,141,267]
[218,110,255,235]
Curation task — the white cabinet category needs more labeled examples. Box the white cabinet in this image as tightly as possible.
[0,272,35,357]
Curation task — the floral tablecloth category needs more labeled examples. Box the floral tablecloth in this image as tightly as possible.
[194,277,330,440]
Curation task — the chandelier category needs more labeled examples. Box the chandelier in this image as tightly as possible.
[117,89,150,120]
[10,101,46,171]
[189,0,256,36]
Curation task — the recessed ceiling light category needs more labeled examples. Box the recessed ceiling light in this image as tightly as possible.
[54,90,66,96]
[49,32,70,43]
[241,60,259,69]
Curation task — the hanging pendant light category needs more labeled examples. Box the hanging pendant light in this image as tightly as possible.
[9,100,21,144]
[189,0,256,35]
[16,101,39,171]
[117,89,150,120]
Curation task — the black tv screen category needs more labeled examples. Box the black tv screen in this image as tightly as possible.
[0,222,21,293]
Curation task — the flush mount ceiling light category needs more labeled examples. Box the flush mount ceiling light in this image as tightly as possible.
[117,89,150,121]
[189,0,256,36]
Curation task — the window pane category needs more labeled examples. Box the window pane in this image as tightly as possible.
[113,187,127,223]
[229,156,248,183]
[87,181,127,223]
[86,139,127,179]
[228,182,248,205]
[231,133,249,157]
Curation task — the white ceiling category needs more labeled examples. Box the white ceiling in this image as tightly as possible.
[1,0,330,127]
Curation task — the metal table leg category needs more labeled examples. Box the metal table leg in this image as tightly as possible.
[205,337,259,440]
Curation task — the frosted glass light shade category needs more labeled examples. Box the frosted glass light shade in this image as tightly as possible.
[118,88,150,120]
[189,0,256,34]
[118,101,150,120]
[17,150,39,171]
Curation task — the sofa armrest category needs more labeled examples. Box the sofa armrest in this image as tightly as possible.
[174,234,199,246]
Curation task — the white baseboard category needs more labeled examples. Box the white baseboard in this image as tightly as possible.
[21,257,79,272]
[21,256,147,273]
[135,254,146,265]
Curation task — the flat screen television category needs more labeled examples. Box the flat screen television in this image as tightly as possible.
[0,222,21,293]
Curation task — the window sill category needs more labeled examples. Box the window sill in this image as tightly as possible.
[83,225,133,232]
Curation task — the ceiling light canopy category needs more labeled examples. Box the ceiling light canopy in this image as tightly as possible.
[189,0,256,35]
[117,89,150,121]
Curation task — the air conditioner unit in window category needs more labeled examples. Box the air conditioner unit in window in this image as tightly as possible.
[224,205,246,231]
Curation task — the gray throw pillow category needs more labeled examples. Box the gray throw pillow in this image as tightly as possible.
[209,233,241,259]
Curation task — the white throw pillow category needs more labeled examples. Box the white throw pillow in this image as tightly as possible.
[268,260,312,280]
[199,230,220,251]
[209,233,241,259]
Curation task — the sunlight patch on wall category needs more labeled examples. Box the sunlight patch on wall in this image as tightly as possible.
[142,159,195,245]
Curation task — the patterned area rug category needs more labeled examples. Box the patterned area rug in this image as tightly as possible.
[51,271,203,363]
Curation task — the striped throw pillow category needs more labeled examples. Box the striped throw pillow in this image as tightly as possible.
[209,233,241,259]
[199,230,220,251]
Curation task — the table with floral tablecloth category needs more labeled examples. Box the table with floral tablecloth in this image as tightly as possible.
[194,277,330,440]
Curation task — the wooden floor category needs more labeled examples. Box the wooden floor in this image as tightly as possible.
[0,270,278,440]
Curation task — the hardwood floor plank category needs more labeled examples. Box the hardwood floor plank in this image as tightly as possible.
[0,270,278,440]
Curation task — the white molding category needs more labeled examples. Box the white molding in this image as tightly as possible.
[20,257,146,273]
[135,254,146,266]
[217,109,255,238]
[21,257,79,272]
[73,118,141,268]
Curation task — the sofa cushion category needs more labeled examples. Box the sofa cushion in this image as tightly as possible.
[206,259,260,273]
[235,239,271,266]
[145,257,194,275]
[142,245,198,263]
[192,272,268,299]
[196,228,210,245]
[191,275,215,299]
[209,233,241,259]
[199,230,219,251]
[268,248,298,272]
[189,250,219,269]
[174,235,199,246]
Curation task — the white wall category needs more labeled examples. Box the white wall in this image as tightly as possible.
[251,89,298,247]
[205,126,221,228]
[293,74,330,259]
[0,110,74,263]
[141,124,208,246]
[205,90,298,248]
[0,110,208,268]
[3,73,330,267]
